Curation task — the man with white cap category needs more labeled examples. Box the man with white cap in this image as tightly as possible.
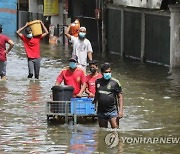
[65,25,93,72]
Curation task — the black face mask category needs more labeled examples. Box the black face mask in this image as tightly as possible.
[90,67,97,74]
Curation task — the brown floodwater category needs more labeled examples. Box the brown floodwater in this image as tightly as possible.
[0,41,179,153]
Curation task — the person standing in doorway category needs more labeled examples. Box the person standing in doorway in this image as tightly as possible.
[85,60,102,98]
[16,20,49,79]
[65,26,93,72]
[0,24,14,80]
[94,63,124,129]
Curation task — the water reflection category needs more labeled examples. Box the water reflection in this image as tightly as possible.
[0,42,179,153]
[96,130,124,154]
[25,80,42,102]
[69,128,96,153]
[46,125,97,153]
[46,125,73,153]
[169,68,180,85]
[0,81,8,101]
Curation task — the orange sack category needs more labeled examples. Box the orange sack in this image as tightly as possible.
[69,20,80,37]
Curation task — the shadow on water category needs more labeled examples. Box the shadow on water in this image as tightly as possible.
[0,81,9,101]
[0,41,179,153]
[25,80,42,103]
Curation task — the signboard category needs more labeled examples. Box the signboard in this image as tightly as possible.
[44,0,59,16]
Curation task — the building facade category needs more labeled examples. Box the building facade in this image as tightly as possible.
[0,0,17,37]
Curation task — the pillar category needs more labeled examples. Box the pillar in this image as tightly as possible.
[101,0,106,55]
[120,9,124,57]
[141,12,145,62]
[169,5,180,68]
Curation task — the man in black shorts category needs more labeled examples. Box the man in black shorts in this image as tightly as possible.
[94,63,124,128]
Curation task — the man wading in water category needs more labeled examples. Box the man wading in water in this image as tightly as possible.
[94,63,124,128]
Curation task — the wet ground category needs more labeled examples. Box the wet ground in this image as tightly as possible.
[0,40,179,153]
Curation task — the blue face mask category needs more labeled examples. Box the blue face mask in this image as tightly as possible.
[103,73,112,80]
[69,62,77,69]
[27,33,33,39]
[79,32,86,38]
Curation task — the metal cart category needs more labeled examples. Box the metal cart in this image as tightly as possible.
[46,99,97,124]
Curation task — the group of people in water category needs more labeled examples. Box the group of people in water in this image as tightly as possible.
[0,19,123,129]
[56,19,124,129]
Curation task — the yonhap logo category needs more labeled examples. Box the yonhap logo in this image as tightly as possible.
[104,133,180,147]
[105,132,119,148]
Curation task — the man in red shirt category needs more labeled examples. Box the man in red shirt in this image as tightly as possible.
[55,55,86,97]
[86,60,102,97]
[0,24,14,80]
[16,20,48,79]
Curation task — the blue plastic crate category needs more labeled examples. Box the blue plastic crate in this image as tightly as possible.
[70,97,95,115]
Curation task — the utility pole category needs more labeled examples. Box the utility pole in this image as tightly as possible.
[101,0,106,55]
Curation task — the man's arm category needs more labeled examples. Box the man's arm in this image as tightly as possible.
[16,22,28,38]
[87,52,92,61]
[93,81,98,103]
[85,77,94,97]
[5,39,14,54]
[93,82,98,112]
[85,82,94,98]
[117,93,124,118]
[76,82,86,97]
[55,71,64,86]
[55,81,61,86]
[87,41,93,61]
[39,20,49,38]
[65,24,72,40]
[55,76,63,86]
[85,86,94,98]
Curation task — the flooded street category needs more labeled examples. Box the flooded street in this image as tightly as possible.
[0,40,180,154]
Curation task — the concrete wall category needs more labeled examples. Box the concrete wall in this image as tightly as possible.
[113,0,162,9]
[106,5,170,65]
[0,0,17,37]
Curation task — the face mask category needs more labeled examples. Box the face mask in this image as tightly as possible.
[27,33,33,39]
[69,62,77,69]
[90,67,97,74]
[103,73,111,80]
[79,32,86,38]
